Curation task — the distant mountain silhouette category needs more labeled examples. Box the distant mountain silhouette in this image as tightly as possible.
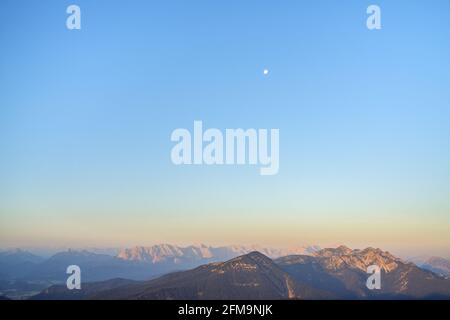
[25,249,161,282]
[418,257,450,277]
[117,244,320,265]
[0,249,44,280]
[1,244,321,284]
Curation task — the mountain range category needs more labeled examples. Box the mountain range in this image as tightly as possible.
[30,246,450,300]
[276,246,450,299]
[1,244,321,281]
[116,244,320,264]
[0,244,320,298]
[407,256,450,277]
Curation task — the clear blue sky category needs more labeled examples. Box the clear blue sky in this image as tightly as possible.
[1,0,449,257]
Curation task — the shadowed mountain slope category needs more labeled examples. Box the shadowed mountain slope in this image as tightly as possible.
[92,252,331,300]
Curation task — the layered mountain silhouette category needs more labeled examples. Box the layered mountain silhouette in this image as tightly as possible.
[24,249,159,283]
[0,249,44,280]
[416,257,450,277]
[0,244,321,283]
[30,247,450,300]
